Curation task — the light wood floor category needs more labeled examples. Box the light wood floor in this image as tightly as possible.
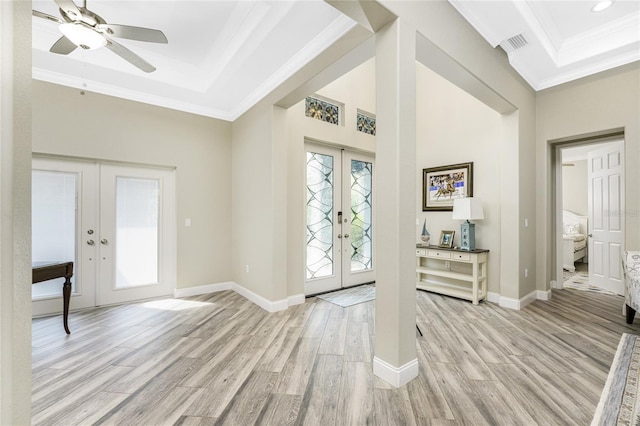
[32,287,640,425]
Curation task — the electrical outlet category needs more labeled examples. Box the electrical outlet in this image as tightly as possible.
[524,268,528,278]
[445,261,450,270]
[246,264,249,273]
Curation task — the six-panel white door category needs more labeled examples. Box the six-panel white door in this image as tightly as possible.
[588,141,624,295]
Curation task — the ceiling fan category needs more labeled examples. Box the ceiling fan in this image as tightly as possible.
[33,0,167,73]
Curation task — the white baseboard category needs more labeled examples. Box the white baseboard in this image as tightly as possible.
[487,292,500,304]
[173,282,233,298]
[488,289,552,310]
[288,293,305,307]
[537,289,552,301]
[373,356,419,388]
[174,281,303,313]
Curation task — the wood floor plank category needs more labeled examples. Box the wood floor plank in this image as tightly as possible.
[256,393,302,426]
[335,362,375,425]
[296,354,343,425]
[317,317,348,355]
[214,371,279,425]
[274,338,322,395]
[344,321,371,362]
[374,387,417,426]
[31,287,640,426]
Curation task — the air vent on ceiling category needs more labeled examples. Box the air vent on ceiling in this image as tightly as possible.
[500,33,528,54]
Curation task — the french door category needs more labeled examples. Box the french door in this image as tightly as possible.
[305,144,375,295]
[32,157,176,316]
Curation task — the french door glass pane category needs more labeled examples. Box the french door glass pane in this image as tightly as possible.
[306,152,334,279]
[32,171,77,298]
[350,160,373,272]
[115,177,159,288]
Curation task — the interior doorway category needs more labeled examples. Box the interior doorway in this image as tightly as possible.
[32,157,177,316]
[557,139,624,295]
[304,143,375,295]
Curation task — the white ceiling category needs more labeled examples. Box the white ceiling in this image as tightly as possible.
[32,1,640,121]
[32,0,356,121]
[450,0,640,90]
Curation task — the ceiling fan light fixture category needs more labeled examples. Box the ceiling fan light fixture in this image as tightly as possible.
[59,22,107,50]
[592,1,614,12]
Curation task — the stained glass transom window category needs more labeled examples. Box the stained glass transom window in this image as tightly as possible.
[305,97,340,125]
[357,112,376,136]
[306,152,334,279]
[350,160,373,272]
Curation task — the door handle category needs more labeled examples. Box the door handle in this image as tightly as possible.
[87,239,95,246]
[588,234,593,237]
[344,234,349,238]
[101,238,109,245]
[337,234,342,239]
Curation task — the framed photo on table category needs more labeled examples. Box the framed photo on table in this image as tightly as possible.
[422,162,473,211]
[439,230,455,248]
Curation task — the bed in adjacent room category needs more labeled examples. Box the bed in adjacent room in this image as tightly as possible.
[563,210,588,272]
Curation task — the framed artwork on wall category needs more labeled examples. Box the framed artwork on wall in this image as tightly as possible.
[422,162,473,211]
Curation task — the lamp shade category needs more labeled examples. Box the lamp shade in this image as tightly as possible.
[452,197,484,221]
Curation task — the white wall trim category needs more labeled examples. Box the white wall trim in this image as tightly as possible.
[232,283,288,313]
[373,356,419,388]
[487,292,501,304]
[537,289,552,301]
[173,282,233,298]
[174,282,302,313]
[288,293,305,307]
[498,289,539,310]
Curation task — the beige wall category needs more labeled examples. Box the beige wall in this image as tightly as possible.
[562,160,588,217]
[381,0,537,301]
[416,63,502,293]
[32,81,233,289]
[0,1,32,423]
[536,62,640,289]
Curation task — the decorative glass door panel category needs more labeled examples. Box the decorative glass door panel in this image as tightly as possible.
[305,144,374,295]
[349,159,373,273]
[306,152,336,280]
[342,152,375,287]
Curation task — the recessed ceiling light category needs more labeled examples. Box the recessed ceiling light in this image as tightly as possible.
[592,1,614,12]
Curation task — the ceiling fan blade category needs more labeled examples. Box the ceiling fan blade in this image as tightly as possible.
[50,36,77,55]
[105,39,156,73]
[54,0,82,21]
[96,24,168,44]
[32,10,64,24]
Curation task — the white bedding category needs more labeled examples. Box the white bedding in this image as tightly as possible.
[563,233,586,242]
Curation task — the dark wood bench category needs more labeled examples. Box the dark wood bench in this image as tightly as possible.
[32,261,74,334]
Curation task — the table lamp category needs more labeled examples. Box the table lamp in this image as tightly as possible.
[452,197,484,251]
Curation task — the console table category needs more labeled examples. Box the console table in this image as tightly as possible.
[32,261,74,334]
[416,245,488,305]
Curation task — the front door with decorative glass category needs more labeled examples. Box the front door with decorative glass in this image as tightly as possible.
[304,143,375,295]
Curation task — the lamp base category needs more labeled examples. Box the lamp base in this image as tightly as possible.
[459,221,476,251]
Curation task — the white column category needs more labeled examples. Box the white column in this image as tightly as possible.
[373,18,418,387]
[0,0,32,424]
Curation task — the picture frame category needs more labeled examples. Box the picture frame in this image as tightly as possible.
[422,162,473,211]
[439,230,455,248]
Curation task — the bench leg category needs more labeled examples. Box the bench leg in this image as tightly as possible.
[63,277,71,334]
[626,304,636,324]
